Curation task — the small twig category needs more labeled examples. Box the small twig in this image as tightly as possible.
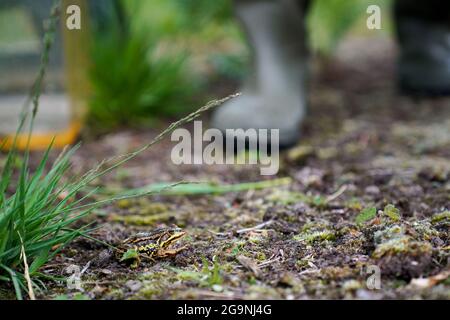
[409,269,450,289]
[81,279,122,286]
[257,249,285,268]
[80,261,91,275]
[298,269,321,276]
[236,220,274,234]
[325,185,348,203]
[19,234,35,300]
[258,257,280,268]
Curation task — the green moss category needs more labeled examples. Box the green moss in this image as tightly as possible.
[104,289,124,299]
[266,190,326,208]
[248,236,261,244]
[111,212,174,225]
[116,200,169,216]
[137,202,168,215]
[117,199,133,209]
[229,241,246,257]
[345,198,363,211]
[294,229,336,244]
[169,256,224,288]
[255,252,266,261]
[132,271,176,299]
[374,225,404,244]
[411,221,440,240]
[372,236,432,259]
[431,211,450,224]
[287,145,315,162]
[301,221,329,232]
[296,259,309,268]
[136,284,164,299]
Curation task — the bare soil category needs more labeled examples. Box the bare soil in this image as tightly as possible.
[2,37,449,300]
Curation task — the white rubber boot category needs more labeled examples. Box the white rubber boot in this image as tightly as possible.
[211,0,309,147]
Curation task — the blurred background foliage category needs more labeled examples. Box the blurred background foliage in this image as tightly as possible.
[308,0,392,54]
[87,0,244,132]
[1,0,393,133]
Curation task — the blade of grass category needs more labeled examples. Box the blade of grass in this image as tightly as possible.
[0,265,23,300]
[94,177,292,197]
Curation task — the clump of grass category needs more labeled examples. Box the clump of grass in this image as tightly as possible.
[0,141,94,300]
[88,3,196,132]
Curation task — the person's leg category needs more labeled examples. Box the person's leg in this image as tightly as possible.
[395,0,450,95]
[211,0,310,147]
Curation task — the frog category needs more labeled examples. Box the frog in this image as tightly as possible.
[116,226,187,266]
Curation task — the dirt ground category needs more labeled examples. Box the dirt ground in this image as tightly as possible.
[4,37,450,300]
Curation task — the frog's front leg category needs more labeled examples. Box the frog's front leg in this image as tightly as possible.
[157,246,187,258]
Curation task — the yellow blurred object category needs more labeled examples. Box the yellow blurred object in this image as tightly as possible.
[2,121,82,151]
[0,0,90,150]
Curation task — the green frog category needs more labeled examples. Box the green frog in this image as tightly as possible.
[117,226,187,266]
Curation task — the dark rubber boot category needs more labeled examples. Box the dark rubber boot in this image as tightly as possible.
[395,0,450,95]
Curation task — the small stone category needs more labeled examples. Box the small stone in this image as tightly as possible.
[365,185,380,196]
[356,289,383,300]
[212,284,223,292]
[100,269,113,275]
[125,280,142,292]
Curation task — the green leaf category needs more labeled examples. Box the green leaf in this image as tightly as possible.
[209,256,222,286]
[120,249,139,262]
[383,204,400,222]
[355,207,377,225]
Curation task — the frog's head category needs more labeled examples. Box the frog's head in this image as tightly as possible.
[159,227,186,248]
